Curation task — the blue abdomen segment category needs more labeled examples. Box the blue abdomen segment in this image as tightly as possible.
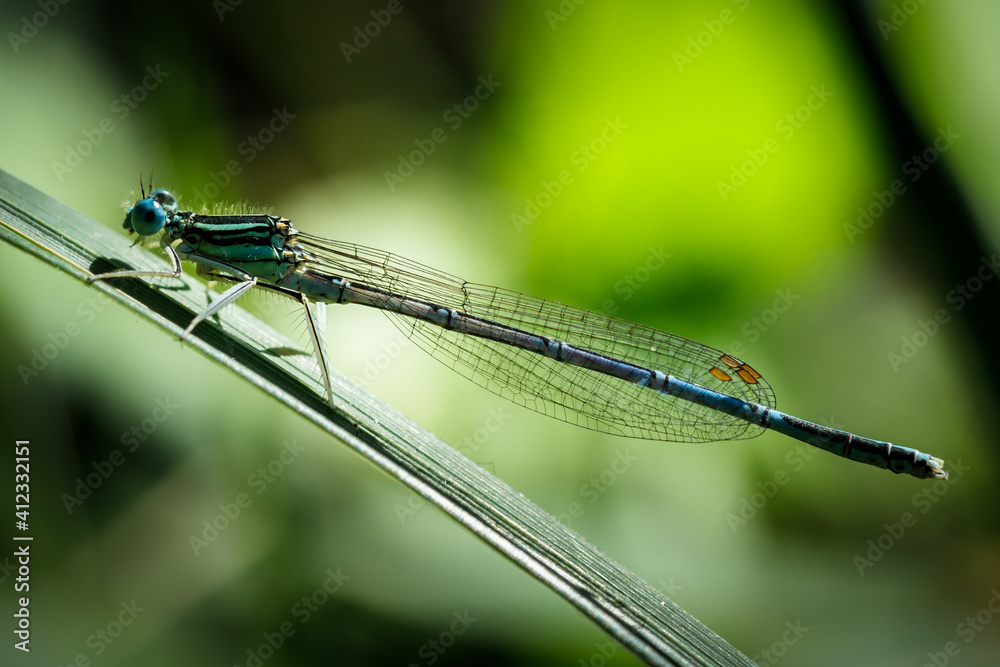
[765,411,945,479]
[661,376,770,426]
[660,377,946,479]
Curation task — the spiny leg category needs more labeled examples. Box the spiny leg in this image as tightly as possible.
[205,275,337,408]
[163,254,260,340]
[87,240,184,283]
[195,263,238,330]
[298,294,335,408]
[181,277,258,339]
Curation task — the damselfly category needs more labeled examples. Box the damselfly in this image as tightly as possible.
[88,186,947,480]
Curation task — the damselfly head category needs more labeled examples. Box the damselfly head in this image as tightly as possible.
[122,189,178,236]
[123,198,166,236]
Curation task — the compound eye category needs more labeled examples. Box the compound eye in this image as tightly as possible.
[150,189,177,215]
[129,198,167,236]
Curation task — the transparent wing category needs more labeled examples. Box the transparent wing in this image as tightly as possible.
[297,234,776,442]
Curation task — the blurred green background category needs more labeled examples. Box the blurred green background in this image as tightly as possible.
[1,0,999,665]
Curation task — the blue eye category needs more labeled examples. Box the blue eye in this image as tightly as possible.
[129,198,167,236]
